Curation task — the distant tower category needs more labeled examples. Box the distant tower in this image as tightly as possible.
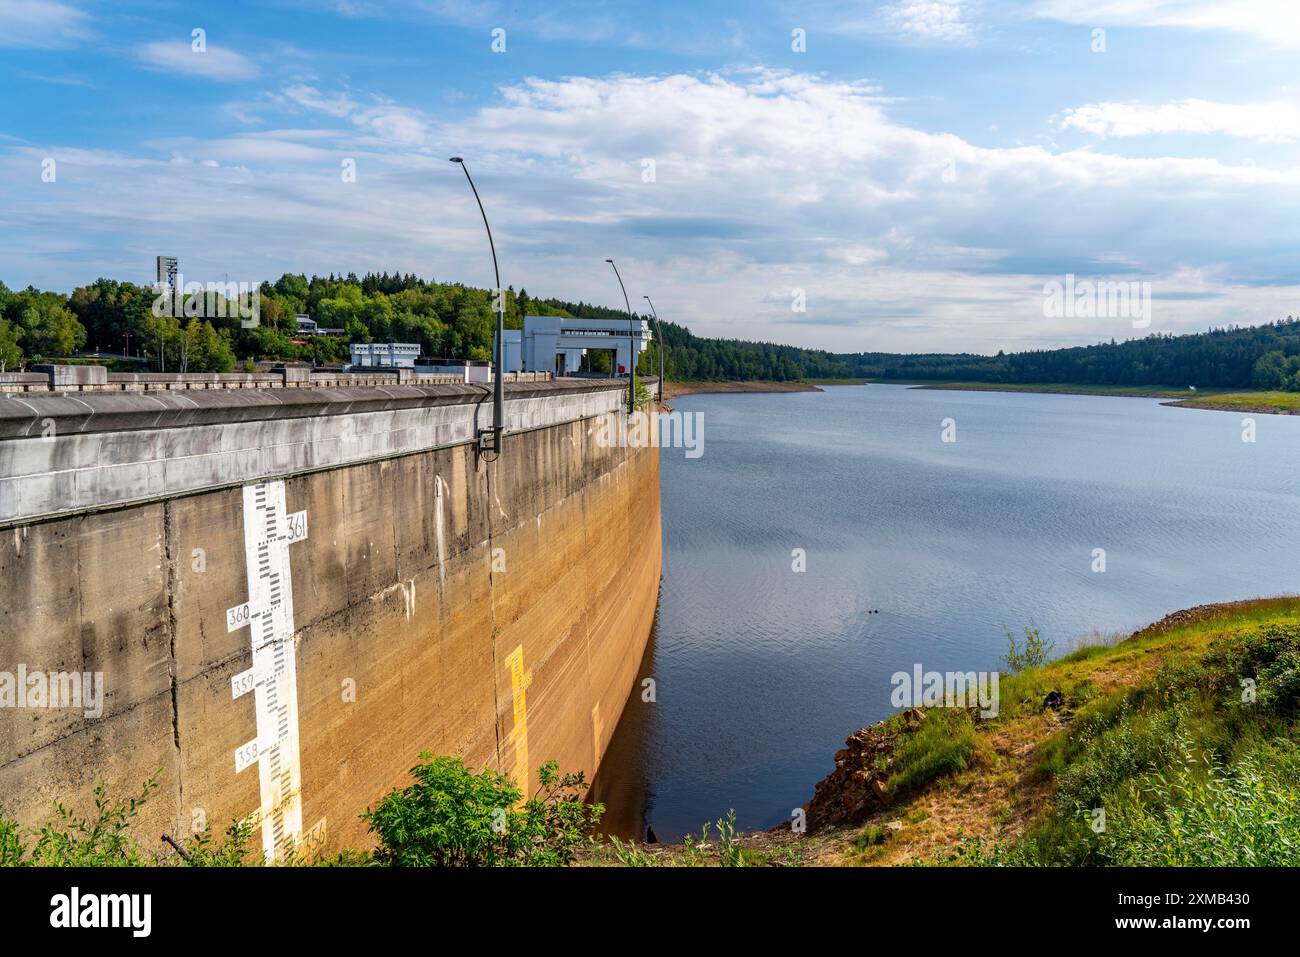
[156,255,178,291]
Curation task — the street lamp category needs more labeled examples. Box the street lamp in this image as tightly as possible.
[642,295,665,401]
[604,258,636,413]
[450,156,504,454]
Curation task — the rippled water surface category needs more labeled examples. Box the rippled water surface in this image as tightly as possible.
[590,384,1300,840]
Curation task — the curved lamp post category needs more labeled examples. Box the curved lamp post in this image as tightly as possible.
[450,156,504,454]
[642,294,665,401]
[604,258,636,413]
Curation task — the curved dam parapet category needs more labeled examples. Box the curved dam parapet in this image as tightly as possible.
[0,377,661,859]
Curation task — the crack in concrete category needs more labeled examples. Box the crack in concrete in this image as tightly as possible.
[161,500,185,827]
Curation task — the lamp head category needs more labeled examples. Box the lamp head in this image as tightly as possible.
[449,156,464,163]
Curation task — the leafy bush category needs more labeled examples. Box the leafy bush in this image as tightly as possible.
[1003,621,1054,674]
[1257,648,1300,717]
[1,775,260,867]
[1100,752,1300,866]
[634,380,653,408]
[363,754,602,867]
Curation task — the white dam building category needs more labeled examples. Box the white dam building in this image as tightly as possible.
[497,314,651,376]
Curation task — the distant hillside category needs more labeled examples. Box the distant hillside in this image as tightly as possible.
[4,272,1299,391]
[838,319,1300,390]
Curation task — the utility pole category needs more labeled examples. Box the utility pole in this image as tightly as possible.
[605,259,636,413]
[450,156,505,454]
[643,295,666,401]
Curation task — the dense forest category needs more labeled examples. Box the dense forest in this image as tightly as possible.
[839,320,1300,389]
[2,273,1298,391]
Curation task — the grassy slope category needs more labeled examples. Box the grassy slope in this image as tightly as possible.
[847,596,1300,865]
[590,596,1300,867]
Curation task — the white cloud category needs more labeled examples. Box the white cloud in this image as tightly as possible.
[5,70,1300,353]
[1035,0,1300,47]
[136,40,260,82]
[1058,98,1300,142]
[280,84,432,145]
[0,0,90,48]
[281,83,357,118]
[880,0,974,43]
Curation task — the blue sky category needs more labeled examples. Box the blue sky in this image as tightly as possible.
[2,0,1299,352]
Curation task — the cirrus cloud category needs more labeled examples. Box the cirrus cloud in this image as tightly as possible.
[136,40,260,82]
[5,69,1300,353]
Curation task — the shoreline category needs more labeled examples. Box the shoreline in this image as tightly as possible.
[661,379,826,400]
[1162,396,1300,415]
[907,381,1216,399]
[894,380,1300,415]
[585,593,1300,866]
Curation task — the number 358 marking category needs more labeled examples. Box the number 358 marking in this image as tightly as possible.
[234,739,260,773]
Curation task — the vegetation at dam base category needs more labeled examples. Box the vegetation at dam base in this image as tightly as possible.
[0,756,600,868]
[4,598,1298,868]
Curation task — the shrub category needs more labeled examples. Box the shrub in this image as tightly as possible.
[1,774,259,867]
[609,836,661,866]
[25,778,158,867]
[1003,621,1054,674]
[363,754,602,867]
[1099,751,1300,866]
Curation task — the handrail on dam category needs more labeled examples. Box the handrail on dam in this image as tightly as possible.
[0,375,661,527]
[0,364,556,394]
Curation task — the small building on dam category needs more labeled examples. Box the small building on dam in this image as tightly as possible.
[0,367,662,860]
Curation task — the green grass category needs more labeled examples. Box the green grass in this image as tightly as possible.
[996,621,1300,865]
[886,709,984,801]
[1172,390,1300,412]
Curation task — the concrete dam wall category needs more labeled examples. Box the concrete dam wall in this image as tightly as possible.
[0,378,661,859]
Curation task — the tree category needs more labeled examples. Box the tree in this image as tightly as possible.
[0,319,21,371]
[7,290,85,359]
[181,319,237,372]
[1253,351,1288,389]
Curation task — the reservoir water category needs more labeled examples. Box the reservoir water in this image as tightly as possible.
[590,384,1300,841]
